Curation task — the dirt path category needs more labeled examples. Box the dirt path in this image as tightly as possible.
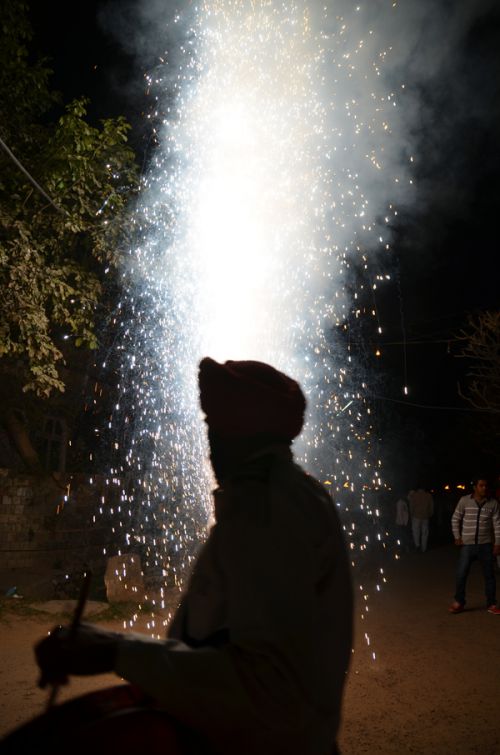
[1,544,499,753]
[340,545,500,753]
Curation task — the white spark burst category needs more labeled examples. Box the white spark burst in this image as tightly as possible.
[102,0,414,642]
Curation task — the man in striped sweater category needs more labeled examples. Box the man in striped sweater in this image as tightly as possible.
[449,477,500,614]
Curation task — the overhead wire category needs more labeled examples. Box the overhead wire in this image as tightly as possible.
[372,394,500,414]
[0,133,66,215]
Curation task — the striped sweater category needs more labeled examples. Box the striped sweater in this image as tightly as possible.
[451,495,500,545]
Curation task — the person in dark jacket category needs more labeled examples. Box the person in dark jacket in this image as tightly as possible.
[34,357,353,754]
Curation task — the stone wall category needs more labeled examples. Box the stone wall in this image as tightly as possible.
[0,469,114,574]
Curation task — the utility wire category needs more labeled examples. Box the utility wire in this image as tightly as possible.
[372,394,500,414]
[372,338,457,346]
[0,134,66,215]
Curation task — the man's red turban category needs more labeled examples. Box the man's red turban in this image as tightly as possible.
[198,357,306,440]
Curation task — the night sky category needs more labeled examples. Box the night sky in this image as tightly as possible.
[27,1,500,490]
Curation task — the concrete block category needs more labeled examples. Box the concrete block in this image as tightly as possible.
[104,554,145,603]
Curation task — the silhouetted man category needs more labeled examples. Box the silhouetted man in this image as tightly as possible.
[33,358,353,754]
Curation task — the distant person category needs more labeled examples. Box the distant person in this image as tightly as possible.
[394,493,410,552]
[448,477,500,615]
[408,486,434,552]
[19,358,353,755]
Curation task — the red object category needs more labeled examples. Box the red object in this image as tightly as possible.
[198,357,306,439]
[0,685,189,755]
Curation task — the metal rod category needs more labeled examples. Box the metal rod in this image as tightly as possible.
[46,570,93,710]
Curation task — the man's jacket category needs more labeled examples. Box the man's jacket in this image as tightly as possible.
[452,494,500,545]
[115,445,353,755]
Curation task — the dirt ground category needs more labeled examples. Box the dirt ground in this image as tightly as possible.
[0,544,499,754]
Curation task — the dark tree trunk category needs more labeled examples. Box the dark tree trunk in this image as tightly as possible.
[1,408,42,472]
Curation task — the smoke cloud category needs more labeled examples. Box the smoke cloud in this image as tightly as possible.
[95,0,499,595]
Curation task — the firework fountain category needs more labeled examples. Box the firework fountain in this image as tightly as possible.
[101,0,415,650]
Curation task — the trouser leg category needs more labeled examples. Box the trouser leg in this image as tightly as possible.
[454,545,474,606]
[478,544,496,606]
[412,518,421,548]
[421,519,429,552]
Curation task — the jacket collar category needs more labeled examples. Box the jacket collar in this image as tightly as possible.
[212,443,292,520]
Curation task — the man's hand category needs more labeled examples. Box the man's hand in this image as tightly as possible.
[454,538,463,546]
[35,623,122,689]
[493,544,500,556]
